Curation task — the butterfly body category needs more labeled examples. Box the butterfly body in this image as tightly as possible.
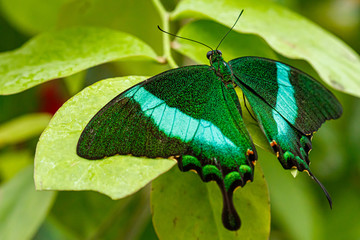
[77,50,342,231]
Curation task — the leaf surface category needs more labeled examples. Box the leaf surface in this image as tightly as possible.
[0,27,157,95]
[34,76,175,199]
[151,164,270,239]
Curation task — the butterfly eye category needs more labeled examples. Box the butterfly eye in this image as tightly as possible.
[206,51,213,59]
[217,50,222,56]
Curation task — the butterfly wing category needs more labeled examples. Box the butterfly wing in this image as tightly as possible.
[240,84,313,170]
[239,84,333,204]
[230,57,341,206]
[229,57,342,134]
[77,65,257,230]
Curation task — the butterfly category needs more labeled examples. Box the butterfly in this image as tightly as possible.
[76,10,342,231]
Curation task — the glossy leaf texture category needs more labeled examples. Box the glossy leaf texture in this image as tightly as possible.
[55,0,168,77]
[57,0,163,54]
[34,76,176,199]
[151,164,270,240]
[0,27,157,95]
[0,166,56,240]
[172,0,360,97]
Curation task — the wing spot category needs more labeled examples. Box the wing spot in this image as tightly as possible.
[270,140,280,154]
[246,149,254,156]
[270,140,278,147]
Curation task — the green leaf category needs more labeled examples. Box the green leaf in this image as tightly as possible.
[0,113,51,147]
[0,165,56,240]
[324,189,360,239]
[57,0,163,54]
[0,27,157,95]
[172,0,360,97]
[34,76,176,199]
[0,0,67,35]
[151,164,270,239]
[259,149,324,240]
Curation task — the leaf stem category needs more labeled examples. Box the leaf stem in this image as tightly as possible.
[152,0,178,68]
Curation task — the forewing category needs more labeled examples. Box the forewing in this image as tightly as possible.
[77,65,257,230]
[77,66,212,159]
[229,57,342,134]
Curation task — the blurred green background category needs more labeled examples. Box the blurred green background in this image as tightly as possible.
[0,0,359,239]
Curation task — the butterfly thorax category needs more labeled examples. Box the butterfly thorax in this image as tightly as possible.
[207,50,234,86]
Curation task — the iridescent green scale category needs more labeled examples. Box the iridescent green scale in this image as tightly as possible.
[77,45,342,231]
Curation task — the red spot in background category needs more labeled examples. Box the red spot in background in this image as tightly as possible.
[38,80,68,115]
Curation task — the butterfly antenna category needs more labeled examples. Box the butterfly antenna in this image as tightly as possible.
[157,25,213,51]
[243,93,257,121]
[216,9,244,50]
[308,169,333,209]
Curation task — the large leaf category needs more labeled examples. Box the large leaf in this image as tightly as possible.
[56,0,168,78]
[151,164,270,239]
[34,76,176,199]
[0,165,56,240]
[0,27,157,95]
[57,0,162,54]
[324,189,360,240]
[172,0,360,97]
[259,149,324,240]
[0,113,51,147]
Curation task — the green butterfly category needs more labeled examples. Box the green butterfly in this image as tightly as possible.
[77,11,342,231]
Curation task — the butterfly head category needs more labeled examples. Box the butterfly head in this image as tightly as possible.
[207,50,223,64]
